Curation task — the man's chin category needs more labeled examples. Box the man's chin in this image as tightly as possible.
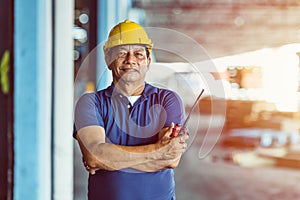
[119,77,138,83]
[120,73,139,82]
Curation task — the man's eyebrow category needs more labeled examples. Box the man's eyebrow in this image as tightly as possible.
[134,48,146,51]
[116,47,145,51]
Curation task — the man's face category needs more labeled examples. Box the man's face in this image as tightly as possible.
[106,45,151,84]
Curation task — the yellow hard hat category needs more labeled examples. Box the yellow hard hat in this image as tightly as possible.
[103,20,153,53]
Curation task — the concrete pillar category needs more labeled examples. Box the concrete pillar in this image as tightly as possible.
[53,0,74,199]
[14,0,52,199]
[14,0,74,199]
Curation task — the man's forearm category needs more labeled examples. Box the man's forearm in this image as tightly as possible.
[77,125,187,172]
[80,140,183,172]
[82,140,164,171]
[130,157,181,172]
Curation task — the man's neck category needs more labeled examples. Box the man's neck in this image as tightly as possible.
[113,81,145,96]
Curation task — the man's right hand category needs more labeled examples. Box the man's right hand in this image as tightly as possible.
[156,122,189,161]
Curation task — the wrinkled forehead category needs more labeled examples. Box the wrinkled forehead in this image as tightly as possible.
[111,44,147,52]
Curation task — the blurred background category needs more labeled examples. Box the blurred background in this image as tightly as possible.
[1,0,300,199]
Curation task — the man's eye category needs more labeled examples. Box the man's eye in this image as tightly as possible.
[117,52,127,57]
[135,52,145,58]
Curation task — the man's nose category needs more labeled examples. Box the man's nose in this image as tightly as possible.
[124,52,137,64]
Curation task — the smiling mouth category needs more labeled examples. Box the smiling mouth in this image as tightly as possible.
[121,68,138,73]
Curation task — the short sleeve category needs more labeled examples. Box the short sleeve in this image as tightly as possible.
[163,91,185,127]
[73,92,103,138]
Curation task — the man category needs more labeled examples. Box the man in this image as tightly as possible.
[74,20,189,200]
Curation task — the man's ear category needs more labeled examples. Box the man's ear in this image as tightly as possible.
[105,53,112,70]
[147,56,151,71]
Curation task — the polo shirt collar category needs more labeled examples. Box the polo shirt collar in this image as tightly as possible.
[104,82,158,98]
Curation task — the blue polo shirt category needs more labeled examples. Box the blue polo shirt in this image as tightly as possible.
[74,83,185,200]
